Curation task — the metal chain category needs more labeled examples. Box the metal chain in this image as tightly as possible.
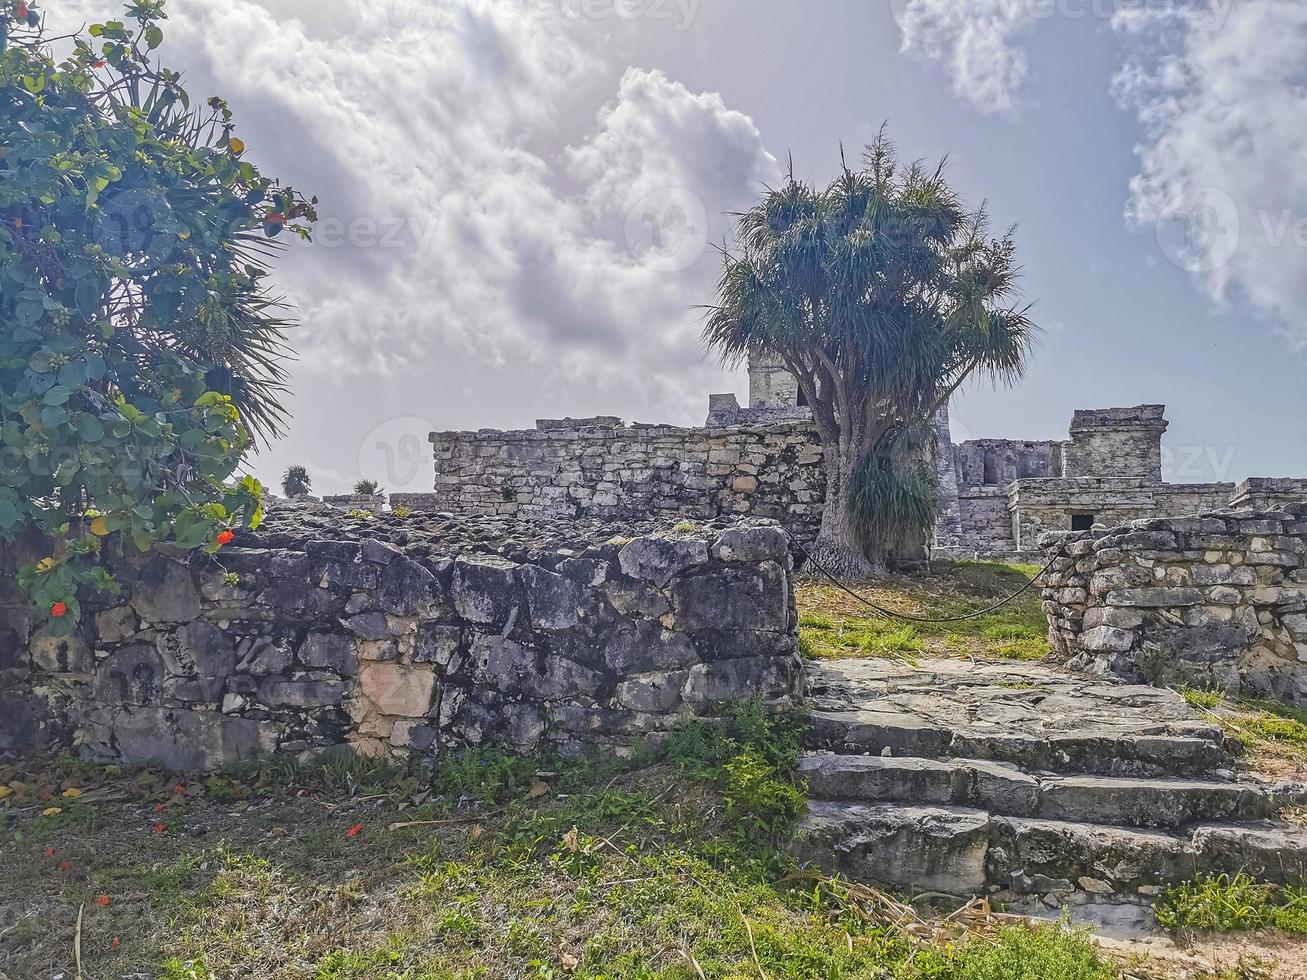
[791,536,1069,625]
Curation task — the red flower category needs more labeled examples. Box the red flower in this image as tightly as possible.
[58,859,73,872]
[267,212,287,226]
[110,936,121,951]
[153,802,164,813]
[17,4,29,20]
[152,822,167,834]
[215,529,235,546]
[94,894,111,907]
[175,785,186,794]
[93,60,106,68]
[345,823,364,839]
[50,601,67,618]
[44,846,55,858]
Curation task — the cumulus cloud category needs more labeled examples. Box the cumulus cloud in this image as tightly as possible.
[892,0,1035,113]
[47,0,778,491]
[1113,0,1307,345]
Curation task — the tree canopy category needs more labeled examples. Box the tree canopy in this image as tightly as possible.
[0,0,316,631]
[704,133,1037,573]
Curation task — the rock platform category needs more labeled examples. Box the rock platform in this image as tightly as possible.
[793,656,1307,922]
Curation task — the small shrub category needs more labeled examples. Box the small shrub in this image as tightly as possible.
[939,922,1116,980]
[1182,687,1223,710]
[353,479,383,496]
[392,505,413,519]
[1155,872,1307,935]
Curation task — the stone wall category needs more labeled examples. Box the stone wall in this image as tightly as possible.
[406,418,827,543]
[1062,405,1168,481]
[1039,505,1307,708]
[0,506,802,769]
[1010,479,1237,551]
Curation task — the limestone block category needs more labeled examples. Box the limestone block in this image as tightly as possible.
[358,662,436,718]
[451,557,520,626]
[617,537,709,587]
[521,565,583,630]
[31,626,93,674]
[298,631,358,677]
[258,677,349,708]
[94,605,139,644]
[1081,626,1136,653]
[235,636,294,675]
[711,525,790,563]
[130,557,201,623]
[378,556,441,616]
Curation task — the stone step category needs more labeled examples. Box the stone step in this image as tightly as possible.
[797,754,1306,829]
[806,708,1232,778]
[793,800,1307,901]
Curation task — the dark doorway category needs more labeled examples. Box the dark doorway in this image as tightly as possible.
[796,387,808,407]
[1070,513,1096,531]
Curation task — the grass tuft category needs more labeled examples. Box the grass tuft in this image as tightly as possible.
[1155,872,1307,935]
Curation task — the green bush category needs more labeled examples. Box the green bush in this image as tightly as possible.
[1156,872,1307,935]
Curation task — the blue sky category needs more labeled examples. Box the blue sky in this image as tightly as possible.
[53,1,1307,493]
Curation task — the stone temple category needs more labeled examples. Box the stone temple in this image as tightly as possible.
[393,353,1307,561]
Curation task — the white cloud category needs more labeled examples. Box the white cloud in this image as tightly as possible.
[48,0,778,491]
[1113,0,1307,345]
[892,0,1035,113]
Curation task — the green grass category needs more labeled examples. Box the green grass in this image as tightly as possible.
[0,706,1126,980]
[1179,687,1307,776]
[1155,873,1307,935]
[797,560,1052,663]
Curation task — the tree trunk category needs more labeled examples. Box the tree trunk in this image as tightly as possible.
[808,451,884,580]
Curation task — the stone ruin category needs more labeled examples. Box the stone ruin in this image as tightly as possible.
[0,508,801,768]
[393,353,1307,563]
[1039,504,1307,708]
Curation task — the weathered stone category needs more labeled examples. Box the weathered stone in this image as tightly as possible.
[130,557,201,623]
[603,620,698,673]
[521,565,582,630]
[1081,626,1135,653]
[258,677,349,708]
[342,611,393,640]
[30,626,93,674]
[94,605,139,643]
[711,525,789,563]
[235,636,294,675]
[672,562,787,631]
[614,671,687,712]
[617,536,709,587]
[378,556,440,616]
[298,631,358,677]
[451,558,520,626]
[413,624,463,669]
[357,662,436,717]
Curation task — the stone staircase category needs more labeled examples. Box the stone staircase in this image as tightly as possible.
[793,657,1307,924]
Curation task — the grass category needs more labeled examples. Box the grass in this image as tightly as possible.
[0,709,1128,980]
[1156,873,1307,936]
[797,559,1052,663]
[1180,687,1307,777]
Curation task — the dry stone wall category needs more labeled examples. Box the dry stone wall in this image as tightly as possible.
[399,418,827,543]
[0,505,802,769]
[1039,505,1307,708]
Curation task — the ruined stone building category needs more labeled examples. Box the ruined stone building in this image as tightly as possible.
[395,353,1307,559]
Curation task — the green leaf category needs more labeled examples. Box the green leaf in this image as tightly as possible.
[43,386,72,406]
[145,25,164,49]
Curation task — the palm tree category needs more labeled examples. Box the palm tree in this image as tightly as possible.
[704,132,1037,576]
[353,479,383,496]
[281,465,312,498]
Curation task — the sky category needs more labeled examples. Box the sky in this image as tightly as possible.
[51,0,1307,494]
